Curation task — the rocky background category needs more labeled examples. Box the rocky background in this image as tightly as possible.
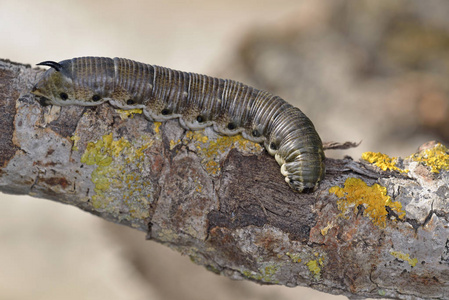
[1,1,448,299]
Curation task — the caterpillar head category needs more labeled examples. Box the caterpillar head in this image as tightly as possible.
[31,60,106,106]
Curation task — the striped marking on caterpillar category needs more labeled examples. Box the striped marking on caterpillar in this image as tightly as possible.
[31,57,325,193]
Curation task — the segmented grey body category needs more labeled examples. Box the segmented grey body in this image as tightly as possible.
[31,57,325,192]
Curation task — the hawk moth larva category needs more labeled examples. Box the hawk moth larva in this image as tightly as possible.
[31,57,325,193]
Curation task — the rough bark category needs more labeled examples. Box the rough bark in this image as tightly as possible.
[1,59,448,300]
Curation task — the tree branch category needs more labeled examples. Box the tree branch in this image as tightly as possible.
[1,59,448,300]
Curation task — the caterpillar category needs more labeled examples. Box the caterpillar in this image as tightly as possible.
[31,57,325,193]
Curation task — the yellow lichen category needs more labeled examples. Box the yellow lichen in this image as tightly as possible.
[390,251,418,267]
[70,134,80,151]
[320,222,334,236]
[409,143,449,173]
[304,252,325,280]
[115,108,143,120]
[329,177,406,228]
[195,182,203,193]
[183,130,262,175]
[362,152,408,173]
[80,133,153,225]
[81,133,131,166]
[285,252,302,263]
[170,139,181,150]
[241,265,279,283]
[154,122,162,134]
[306,260,321,279]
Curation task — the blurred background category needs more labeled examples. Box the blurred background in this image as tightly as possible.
[1,0,449,299]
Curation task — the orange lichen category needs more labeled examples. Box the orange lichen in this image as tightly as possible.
[362,152,408,173]
[329,178,405,228]
[409,143,449,173]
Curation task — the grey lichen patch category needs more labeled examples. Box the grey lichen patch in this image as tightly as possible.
[151,150,219,242]
[233,225,291,257]
[390,144,449,223]
[154,228,181,243]
[8,96,75,195]
[230,225,330,283]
